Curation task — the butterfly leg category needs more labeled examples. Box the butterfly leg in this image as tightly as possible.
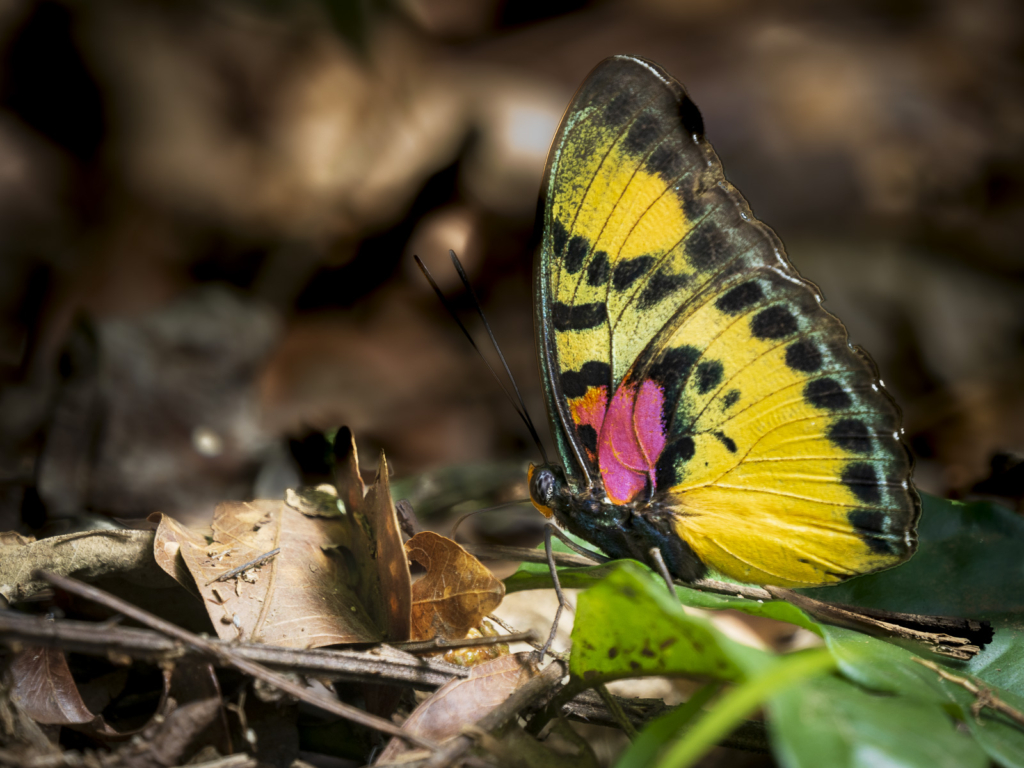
[536,524,571,661]
[547,524,610,564]
[648,547,678,599]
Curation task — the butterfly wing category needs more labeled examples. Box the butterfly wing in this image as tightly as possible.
[536,54,713,487]
[624,269,919,586]
[535,55,919,586]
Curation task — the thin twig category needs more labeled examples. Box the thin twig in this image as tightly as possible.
[769,587,982,659]
[485,615,549,655]
[205,548,281,585]
[689,578,774,601]
[33,570,437,750]
[394,631,536,653]
[912,658,1024,726]
[0,610,466,689]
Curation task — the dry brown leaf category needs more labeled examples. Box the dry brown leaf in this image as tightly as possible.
[150,513,202,599]
[151,428,411,646]
[333,427,412,642]
[8,647,120,737]
[405,531,505,642]
[374,652,538,764]
[160,659,232,755]
[154,499,380,647]
[6,644,228,747]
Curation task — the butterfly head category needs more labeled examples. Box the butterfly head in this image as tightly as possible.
[527,463,570,520]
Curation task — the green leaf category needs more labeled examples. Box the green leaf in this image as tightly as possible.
[569,562,760,684]
[504,561,624,593]
[503,530,622,592]
[963,613,1024,700]
[821,626,947,704]
[933,673,1024,768]
[505,538,821,634]
[671,584,822,635]
[654,648,836,768]
[768,673,988,768]
[823,625,1024,768]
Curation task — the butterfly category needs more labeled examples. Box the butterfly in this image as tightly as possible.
[526,55,920,588]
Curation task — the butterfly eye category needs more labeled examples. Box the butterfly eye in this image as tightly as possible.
[528,464,561,518]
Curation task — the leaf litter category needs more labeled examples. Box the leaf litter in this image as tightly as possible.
[1,430,505,765]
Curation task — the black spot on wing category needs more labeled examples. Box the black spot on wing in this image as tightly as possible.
[605,91,639,126]
[552,218,568,259]
[656,436,695,490]
[561,361,612,399]
[805,378,852,411]
[612,256,654,291]
[645,142,686,182]
[577,424,598,456]
[715,282,763,314]
[647,345,700,405]
[565,235,589,274]
[714,431,737,452]
[678,173,718,221]
[828,419,872,454]
[678,94,704,137]
[695,360,723,394]
[848,509,899,555]
[785,340,822,372]
[686,218,730,270]
[751,306,797,339]
[842,462,881,504]
[638,268,687,309]
[721,389,740,409]
[624,113,661,154]
[587,251,610,286]
[553,302,607,331]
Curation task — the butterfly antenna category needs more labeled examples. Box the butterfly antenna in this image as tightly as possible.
[414,253,550,465]
[446,251,549,458]
[450,498,532,541]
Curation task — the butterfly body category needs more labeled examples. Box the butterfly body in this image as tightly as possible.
[529,463,708,581]
[528,55,920,588]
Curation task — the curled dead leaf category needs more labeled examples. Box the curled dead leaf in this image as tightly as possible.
[9,647,120,737]
[0,530,164,604]
[333,427,412,642]
[405,531,504,643]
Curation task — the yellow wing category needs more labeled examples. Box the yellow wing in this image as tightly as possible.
[535,55,919,587]
[629,268,919,587]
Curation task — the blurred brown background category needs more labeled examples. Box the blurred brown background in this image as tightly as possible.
[1,0,1022,534]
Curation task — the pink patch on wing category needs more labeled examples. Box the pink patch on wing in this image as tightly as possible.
[598,380,667,504]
